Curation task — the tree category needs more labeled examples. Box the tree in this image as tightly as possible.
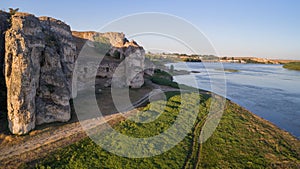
[9,8,19,15]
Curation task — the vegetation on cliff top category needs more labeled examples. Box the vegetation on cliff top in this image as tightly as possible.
[93,36,111,54]
[283,62,300,71]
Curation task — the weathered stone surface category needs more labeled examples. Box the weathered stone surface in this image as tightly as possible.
[72,31,125,47]
[144,58,155,76]
[101,32,125,47]
[72,32,146,89]
[0,11,10,112]
[124,44,145,88]
[5,13,44,135]
[1,12,148,135]
[112,43,145,88]
[0,12,10,75]
[4,13,76,134]
[35,17,76,125]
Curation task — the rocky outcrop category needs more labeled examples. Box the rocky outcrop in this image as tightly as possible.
[4,12,76,134]
[5,13,43,134]
[1,12,148,135]
[72,31,125,47]
[0,12,10,112]
[112,44,145,88]
[35,17,76,125]
[0,12,10,74]
[72,31,125,56]
[72,31,146,88]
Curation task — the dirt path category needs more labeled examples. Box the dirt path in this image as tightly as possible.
[0,83,188,168]
[0,113,126,168]
[0,78,207,168]
[182,114,207,169]
[182,112,223,169]
[194,115,209,169]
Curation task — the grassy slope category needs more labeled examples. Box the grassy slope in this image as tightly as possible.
[33,93,203,169]
[283,62,300,71]
[32,92,300,169]
[200,101,300,168]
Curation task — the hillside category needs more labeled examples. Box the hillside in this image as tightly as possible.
[32,92,300,168]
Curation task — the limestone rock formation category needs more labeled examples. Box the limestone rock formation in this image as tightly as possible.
[72,31,146,89]
[72,31,125,47]
[112,43,145,88]
[5,13,43,134]
[35,17,76,125]
[4,12,76,134]
[0,11,10,112]
[1,11,148,135]
[124,45,145,88]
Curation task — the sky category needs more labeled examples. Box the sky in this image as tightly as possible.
[1,0,300,59]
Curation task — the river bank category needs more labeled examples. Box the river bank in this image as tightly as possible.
[167,62,300,139]
[1,69,299,168]
[31,86,300,168]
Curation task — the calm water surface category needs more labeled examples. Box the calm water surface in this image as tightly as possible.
[167,62,300,139]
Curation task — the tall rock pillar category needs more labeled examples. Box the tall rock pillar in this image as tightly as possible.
[5,13,45,135]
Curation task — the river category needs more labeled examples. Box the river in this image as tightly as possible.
[166,62,300,139]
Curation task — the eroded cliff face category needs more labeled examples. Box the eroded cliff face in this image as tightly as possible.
[4,12,76,134]
[72,31,145,89]
[1,12,148,135]
[0,12,10,113]
[35,17,76,125]
[111,44,145,88]
[5,13,43,134]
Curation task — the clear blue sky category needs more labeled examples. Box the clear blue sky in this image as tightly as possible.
[1,0,299,59]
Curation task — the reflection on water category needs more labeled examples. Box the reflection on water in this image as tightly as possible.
[168,62,300,139]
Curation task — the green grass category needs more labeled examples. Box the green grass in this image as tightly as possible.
[31,92,300,169]
[199,102,300,168]
[28,69,300,168]
[150,76,179,89]
[33,93,206,169]
[93,36,111,54]
[150,69,199,92]
[283,62,300,71]
[150,69,179,88]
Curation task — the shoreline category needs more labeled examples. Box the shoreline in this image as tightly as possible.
[0,82,299,168]
[0,75,299,167]
[167,62,300,139]
[32,87,300,168]
[173,81,300,140]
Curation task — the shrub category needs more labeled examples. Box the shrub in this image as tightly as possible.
[283,62,300,71]
[93,36,111,54]
[9,8,19,16]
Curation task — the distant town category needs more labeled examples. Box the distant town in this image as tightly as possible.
[146,52,300,64]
